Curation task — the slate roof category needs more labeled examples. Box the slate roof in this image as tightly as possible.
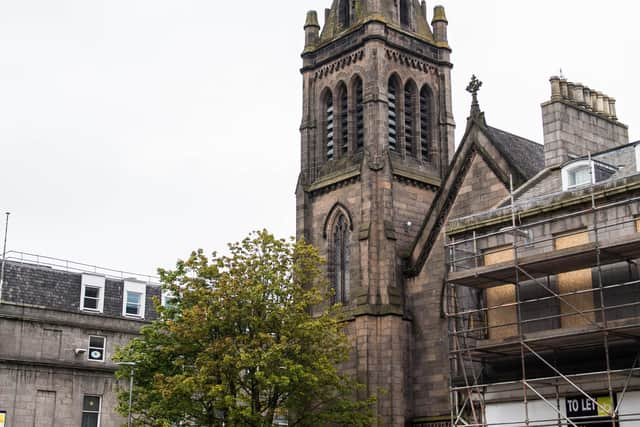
[485,126,545,181]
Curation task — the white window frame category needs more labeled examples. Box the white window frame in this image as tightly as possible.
[635,144,640,172]
[81,395,102,427]
[562,159,617,191]
[87,335,106,363]
[161,290,175,308]
[81,274,105,313]
[561,160,595,191]
[123,280,146,319]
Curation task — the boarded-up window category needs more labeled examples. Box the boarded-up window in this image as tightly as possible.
[34,390,56,427]
[555,231,595,328]
[635,218,640,233]
[41,329,62,360]
[484,246,517,340]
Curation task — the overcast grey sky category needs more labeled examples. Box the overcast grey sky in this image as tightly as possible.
[1,1,638,276]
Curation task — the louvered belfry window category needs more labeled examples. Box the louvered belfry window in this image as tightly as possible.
[325,93,334,160]
[332,214,350,304]
[388,79,398,151]
[404,83,416,156]
[339,84,349,155]
[420,86,431,161]
[354,77,364,150]
[339,0,350,28]
[400,0,410,27]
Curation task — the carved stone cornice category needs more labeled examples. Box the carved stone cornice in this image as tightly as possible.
[385,48,439,74]
[313,49,365,81]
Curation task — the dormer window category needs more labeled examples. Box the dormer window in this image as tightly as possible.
[123,279,146,319]
[561,160,616,191]
[81,274,105,313]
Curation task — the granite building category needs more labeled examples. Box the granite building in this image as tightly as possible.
[296,1,640,426]
[0,254,160,427]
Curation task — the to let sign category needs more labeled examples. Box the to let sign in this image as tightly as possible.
[566,395,614,418]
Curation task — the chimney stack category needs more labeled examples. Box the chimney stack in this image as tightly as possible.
[542,76,628,168]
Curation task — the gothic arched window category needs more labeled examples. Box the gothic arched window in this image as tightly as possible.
[420,86,432,161]
[388,77,399,152]
[332,214,350,304]
[400,0,410,27]
[404,82,416,157]
[325,92,334,160]
[354,76,364,150]
[339,0,351,28]
[338,83,349,155]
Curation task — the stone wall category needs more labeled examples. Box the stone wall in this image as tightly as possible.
[0,262,157,426]
[406,144,511,420]
[0,365,124,427]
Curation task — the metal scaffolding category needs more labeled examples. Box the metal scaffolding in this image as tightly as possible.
[445,182,640,427]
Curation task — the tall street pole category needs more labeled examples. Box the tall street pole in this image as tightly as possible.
[0,212,11,302]
[117,361,136,427]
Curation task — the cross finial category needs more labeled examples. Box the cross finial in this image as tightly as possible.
[466,75,483,116]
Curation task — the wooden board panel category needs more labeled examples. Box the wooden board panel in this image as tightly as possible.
[636,218,640,233]
[485,247,517,340]
[555,231,595,328]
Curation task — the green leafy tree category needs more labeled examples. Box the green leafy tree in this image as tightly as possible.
[114,230,374,426]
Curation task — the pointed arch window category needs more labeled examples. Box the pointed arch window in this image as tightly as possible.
[400,0,410,27]
[338,84,349,155]
[354,77,364,150]
[420,86,432,161]
[325,92,334,160]
[339,0,351,28]
[404,83,416,157]
[388,78,399,152]
[332,214,350,304]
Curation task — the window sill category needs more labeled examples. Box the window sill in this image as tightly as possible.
[123,314,144,320]
[80,308,103,314]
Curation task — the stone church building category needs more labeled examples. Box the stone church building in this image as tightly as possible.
[2,1,640,426]
[297,1,640,426]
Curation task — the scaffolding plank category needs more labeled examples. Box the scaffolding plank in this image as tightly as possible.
[447,234,640,289]
[461,317,640,360]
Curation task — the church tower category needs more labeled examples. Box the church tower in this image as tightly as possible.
[296,1,454,425]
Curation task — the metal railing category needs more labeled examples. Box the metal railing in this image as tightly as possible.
[3,250,160,285]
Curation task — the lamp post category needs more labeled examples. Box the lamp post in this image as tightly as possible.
[117,361,136,427]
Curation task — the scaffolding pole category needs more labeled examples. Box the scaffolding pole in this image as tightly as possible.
[446,182,640,427]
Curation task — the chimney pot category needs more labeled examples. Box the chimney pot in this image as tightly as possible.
[550,76,562,101]
[602,95,611,117]
[560,79,569,99]
[608,97,617,121]
[574,83,586,107]
[591,91,599,113]
[596,92,605,114]
[567,82,576,102]
[583,87,593,110]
